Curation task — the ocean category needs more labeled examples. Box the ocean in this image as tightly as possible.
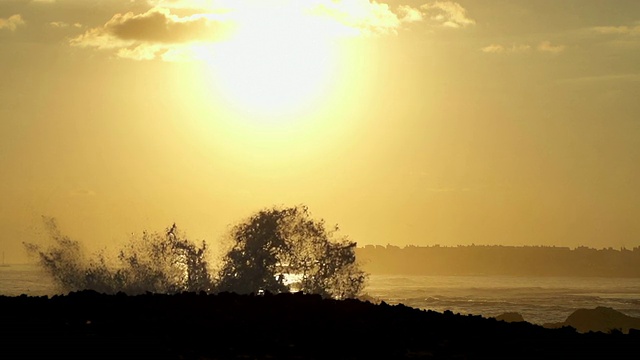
[363,275,640,325]
[2,264,640,326]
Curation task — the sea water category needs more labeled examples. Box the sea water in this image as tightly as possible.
[0,264,58,297]
[364,275,640,325]
[2,264,639,325]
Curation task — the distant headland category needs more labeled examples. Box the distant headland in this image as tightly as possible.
[356,245,640,277]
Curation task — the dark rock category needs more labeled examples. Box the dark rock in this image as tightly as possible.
[495,312,526,323]
[544,307,640,334]
[1,293,638,359]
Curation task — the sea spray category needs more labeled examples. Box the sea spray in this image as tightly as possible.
[23,206,367,298]
[24,217,213,295]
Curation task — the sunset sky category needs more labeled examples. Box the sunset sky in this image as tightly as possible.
[2,0,640,263]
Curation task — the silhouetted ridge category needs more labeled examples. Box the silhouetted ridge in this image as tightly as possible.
[1,291,637,359]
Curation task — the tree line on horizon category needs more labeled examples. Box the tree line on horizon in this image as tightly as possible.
[360,244,640,252]
[356,244,640,277]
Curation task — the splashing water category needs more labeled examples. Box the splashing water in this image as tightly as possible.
[22,206,367,299]
[24,218,213,295]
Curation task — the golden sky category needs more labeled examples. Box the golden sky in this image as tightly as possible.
[2,0,640,262]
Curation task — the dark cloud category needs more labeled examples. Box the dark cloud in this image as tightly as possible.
[104,8,225,43]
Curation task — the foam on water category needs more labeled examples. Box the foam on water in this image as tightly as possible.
[364,275,640,325]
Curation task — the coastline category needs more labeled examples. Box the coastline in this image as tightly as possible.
[2,291,638,359]
[3,265,640,326]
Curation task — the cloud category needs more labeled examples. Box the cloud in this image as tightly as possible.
[592,25,640,36]
[482,41,565,55]
[537,41,565,53]
[72,7,228,47]
[481,43,531,54]
[481,44,505,53]
[70,7,233,60]
[0,14,25,31]
[116,44,165,61]
[49,21,82,29]
[398,5,424,24]
[71,1,474,61]
[587,23,640,50]
[421,1,475,28]
[108,9,225,43]
[152,0,474,32]
[150,0,419,36]
[310,0,404,35]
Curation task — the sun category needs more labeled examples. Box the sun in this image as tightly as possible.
[203,8,341,122]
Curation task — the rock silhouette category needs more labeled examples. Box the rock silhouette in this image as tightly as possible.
[495,312,526,323]
[1,291,638,359]
[544,306,640,334]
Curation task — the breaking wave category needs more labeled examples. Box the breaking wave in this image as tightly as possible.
[24,218,213,295]
[23,206,367,299]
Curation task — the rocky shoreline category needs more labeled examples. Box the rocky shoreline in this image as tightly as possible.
[2,291,638,359]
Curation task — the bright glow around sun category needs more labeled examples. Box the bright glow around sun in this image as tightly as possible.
[209,26,337,118]
[68,0,405,123]
[194,2,356,120]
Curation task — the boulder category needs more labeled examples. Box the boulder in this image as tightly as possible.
[495,312,526,323]
[544,307,640,334]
